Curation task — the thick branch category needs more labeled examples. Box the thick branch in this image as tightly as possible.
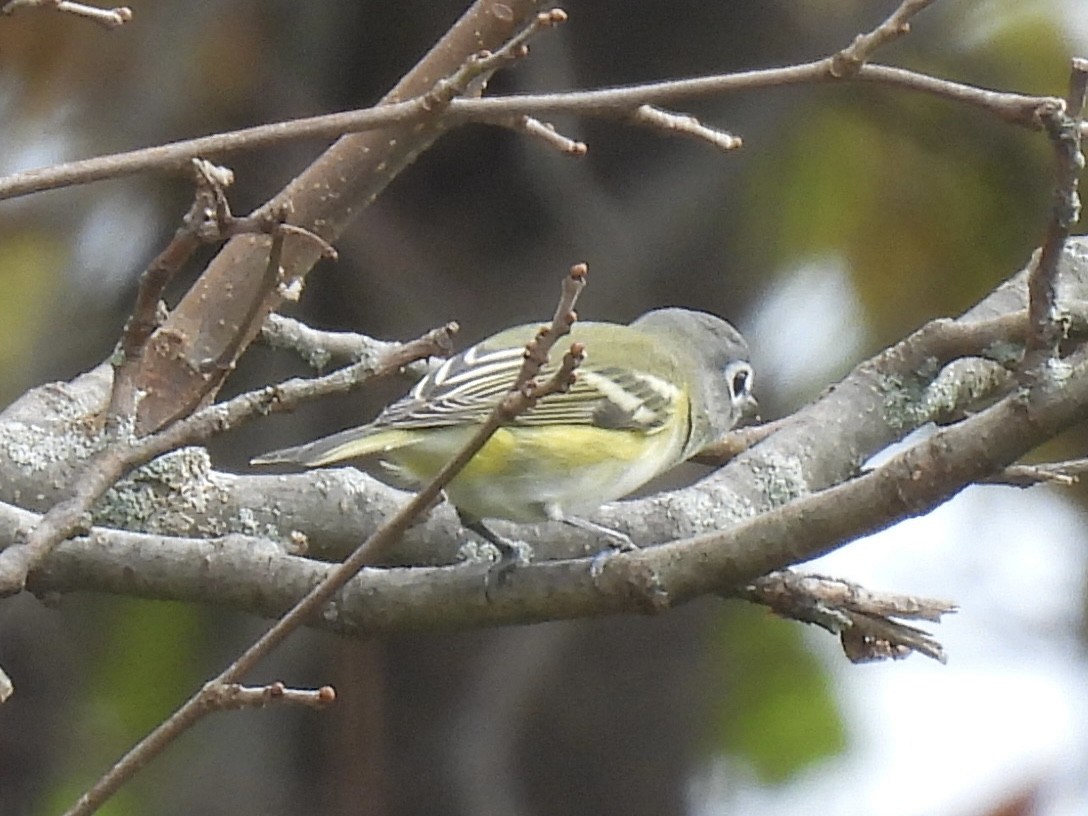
[54,264,585,816]
[5,241,1088,575]
[6,242,1088,635]
[124,1,547,436]
[15,333,1088,631]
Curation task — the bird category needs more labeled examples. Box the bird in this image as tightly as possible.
[253,307,756,567]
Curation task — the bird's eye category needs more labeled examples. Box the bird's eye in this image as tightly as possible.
[729,364,752,398]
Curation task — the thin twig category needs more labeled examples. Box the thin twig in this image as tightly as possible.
[502,115,587,155]
[204,682,336,712]
[830,0,938,77]
[631,105,742,152]
[992,458,1088,487]
[0,663,12,704]
[423,7,569,107]
[148,321,458,451]
[1,0,132,28]
[508,262,585,388]
[61,265,586,816]
[106,162,334,423]
[739,570,955,663]
[0,67,1057,203]
[1026,59,1087,351]
[0,322,456,598]
[261,312,457,372]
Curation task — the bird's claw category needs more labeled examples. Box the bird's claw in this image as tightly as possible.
[484,540,532,600]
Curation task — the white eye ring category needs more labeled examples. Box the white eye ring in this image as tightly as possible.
[725,361,753,400]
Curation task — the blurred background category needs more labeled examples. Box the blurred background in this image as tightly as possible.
[0,0,1086,814]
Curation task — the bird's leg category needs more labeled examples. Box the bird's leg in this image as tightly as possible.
[558,516,637,578]
[457,511,532,592]
[561,516,637,552]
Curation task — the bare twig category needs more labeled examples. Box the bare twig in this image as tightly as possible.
[1,0,132,28]
[0,663,12,704]
[150,321,458,451]
[204,682,336,712]
[507,262,585,390]
[503,115,587,155]
[739,571,956,663]
[631,105,742,152]
[106,162,335,423]
[125,2,552,437]
[0,321,457,598]
[423,7,569,106]
[0,68,1058,203]
[0,459,123,597]
[61,266,585,816]
[992,458,1088,487]
[830,0,938,77]
[261,312,457,373]
[1027,59,1087,351]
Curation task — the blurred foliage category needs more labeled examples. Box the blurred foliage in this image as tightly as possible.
[737,0,1067,348]
[0,228,65,402]
[40,600,204,816]
[705,605,847,783]
[0,0,1081,814]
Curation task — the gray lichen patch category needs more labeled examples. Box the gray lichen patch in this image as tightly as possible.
[648,480,755,542]
[918,357,1012,422]
[875,370,933,431]
[95,447,226,537]
[748,447,811,509]
[0,418,101,475]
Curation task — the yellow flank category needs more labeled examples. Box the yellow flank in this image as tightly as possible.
[376,400,690,522]
[251,307,753,524]
[249,306,752,524]
[392,425,654,481]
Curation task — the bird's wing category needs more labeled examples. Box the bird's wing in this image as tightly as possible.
[375,344,679,433]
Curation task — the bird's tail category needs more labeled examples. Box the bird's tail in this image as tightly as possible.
[251,424,410,467]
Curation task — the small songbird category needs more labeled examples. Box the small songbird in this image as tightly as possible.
[253,307,757,561]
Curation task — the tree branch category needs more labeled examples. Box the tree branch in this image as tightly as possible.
[121,0,550,436]
[1,0,132,28]
[738,571,956,664]
[0,38,1058,203]
[0,318,455,596]
[6,243,1087,641]
[1027,59,1088,351]
[55,263,586,816]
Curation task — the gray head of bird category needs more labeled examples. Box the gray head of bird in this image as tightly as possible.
[630,307,757,459]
